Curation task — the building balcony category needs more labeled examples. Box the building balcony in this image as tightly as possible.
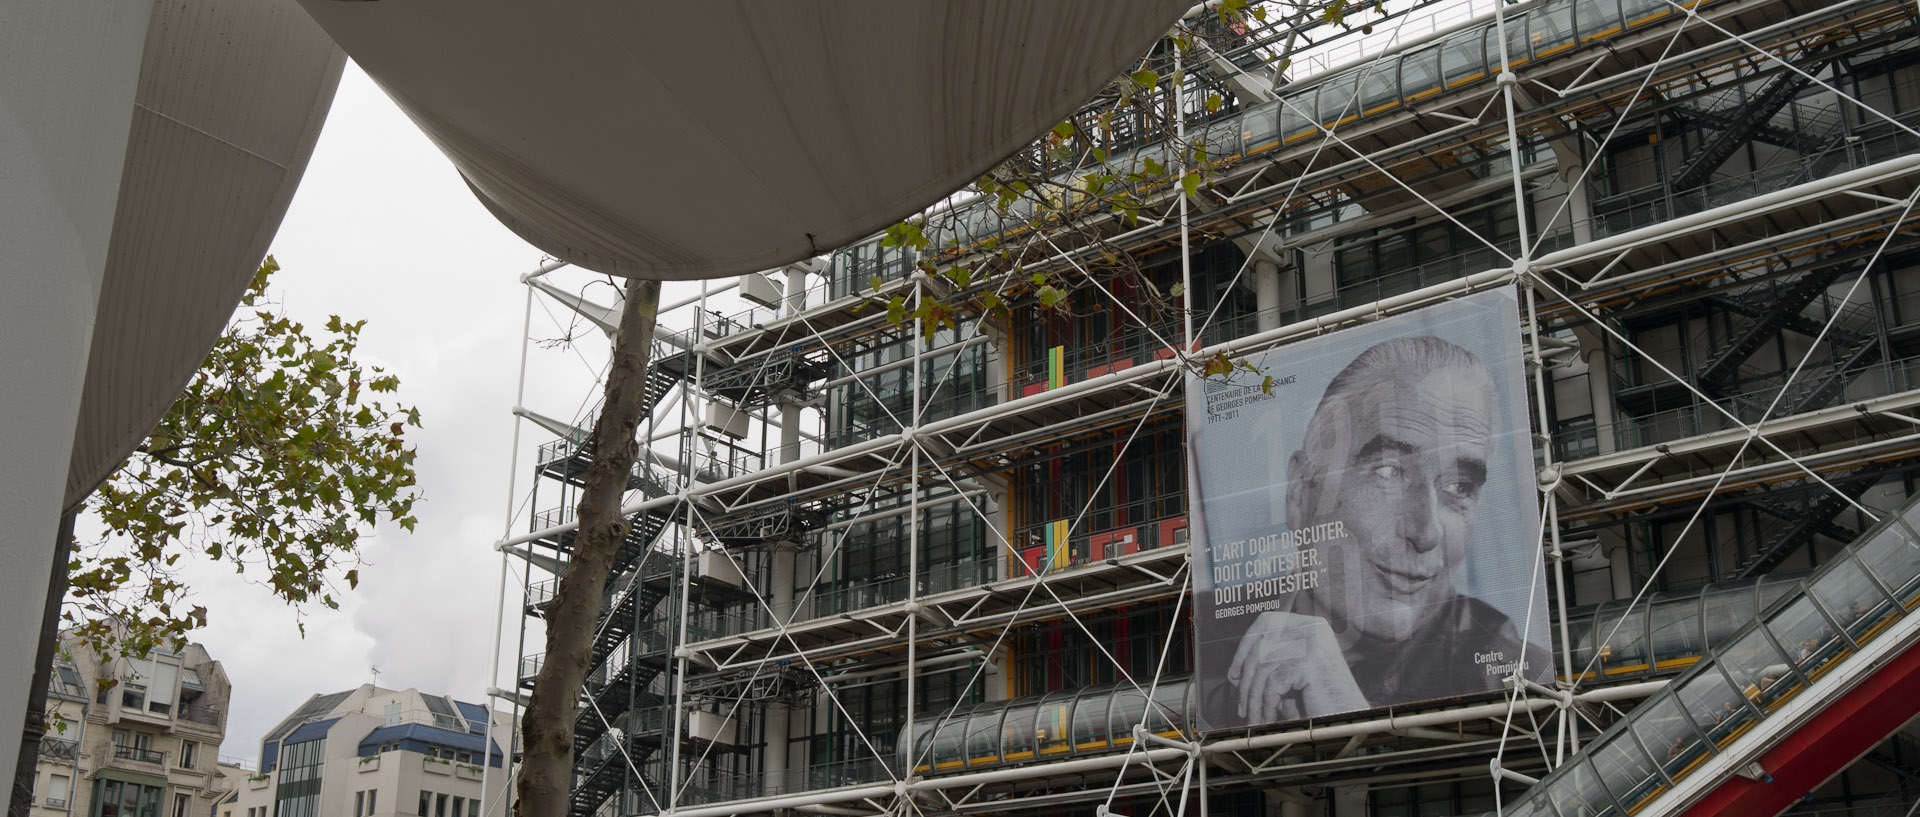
[113,744,166,766]
[180,704,222,729]
[38,737,77,762]
[1559,352,1920,463]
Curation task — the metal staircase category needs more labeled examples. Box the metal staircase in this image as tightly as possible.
[537,349,692,490]
[570,711,668,817]
[1734,472,1874,579]
[515,345,703,817]
[1670,49,1836,193]
[702,503,828,551]
[702,348,830,409]
[1694,265,1858,391]
[1862,732,1920,784]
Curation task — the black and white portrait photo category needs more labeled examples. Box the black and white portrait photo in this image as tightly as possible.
[1186,289,1554,731]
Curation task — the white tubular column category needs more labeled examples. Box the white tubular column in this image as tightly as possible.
[765,258,811,793]
[1254,258,1283,332]
[785,264,809,314]
[764,396,803,796]
[1331,785,1368,817]
[1606,539,1634,600]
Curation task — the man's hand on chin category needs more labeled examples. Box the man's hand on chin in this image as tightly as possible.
[1227,611,1368,723]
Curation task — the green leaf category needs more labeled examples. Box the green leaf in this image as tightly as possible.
[1130,68,1160,89]
[1181,172,1202,199]
[1169,283,1187,297]
[1036,285,1066,309]
[72,256,419,667]
[1205,94,1224,113]
[1052,121,1076,139]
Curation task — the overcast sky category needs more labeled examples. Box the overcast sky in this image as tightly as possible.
[168,63,713,766]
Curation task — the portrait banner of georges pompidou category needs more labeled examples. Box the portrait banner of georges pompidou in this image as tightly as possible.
[1186,286,1553,731]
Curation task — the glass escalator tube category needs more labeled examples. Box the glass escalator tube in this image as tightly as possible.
[1499,493,1920,816]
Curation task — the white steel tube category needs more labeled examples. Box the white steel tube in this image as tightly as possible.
[1543,156,1920,277]
[480,284,536,817]
[904,274,925,808]
[1176,42,1196,354]
[1525,281,1580,760]
[669,280,712,809]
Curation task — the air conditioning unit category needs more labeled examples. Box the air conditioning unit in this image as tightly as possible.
[704,402,749,439]
[737,272,781,308]
[696,551,744,588]
[688,711,736,745]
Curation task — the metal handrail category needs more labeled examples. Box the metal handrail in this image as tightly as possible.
[113,744,166,765]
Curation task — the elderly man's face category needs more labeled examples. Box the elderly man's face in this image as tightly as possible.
[1289,367,1494,643]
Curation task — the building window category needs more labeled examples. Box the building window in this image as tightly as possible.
[367,790,377,816]
[418,792,430,817]
[91,779,164,817]
[146,661,178,716]
[53,665,84,698]
[450,799,462,817]
[172,793,189,817]
[384,703,402,727]
[273,738,326,817]
[354,792,365,817]
[435,794,447,817]
[179,740,197,770]
[121,683,147,712]
[46,774,69,808]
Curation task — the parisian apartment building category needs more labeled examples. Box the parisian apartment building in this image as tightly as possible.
[26,632,230,817]
[227,686,510,817]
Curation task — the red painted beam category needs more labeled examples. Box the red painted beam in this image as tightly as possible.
[1686,640,1920,817]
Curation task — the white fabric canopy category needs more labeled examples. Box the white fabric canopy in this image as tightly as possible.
[296,0,1192,279]
[65,1,344,506]
[2,0,339,789]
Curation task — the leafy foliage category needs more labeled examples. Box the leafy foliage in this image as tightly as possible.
[863,2,1349,376]
[70,257,422,661]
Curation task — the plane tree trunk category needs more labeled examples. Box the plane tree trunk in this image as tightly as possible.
[514,278,662,817]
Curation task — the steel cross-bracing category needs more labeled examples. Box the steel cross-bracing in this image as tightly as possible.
[482,0,1920,815]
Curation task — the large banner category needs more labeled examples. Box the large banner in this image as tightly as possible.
[1187,288,1553,731]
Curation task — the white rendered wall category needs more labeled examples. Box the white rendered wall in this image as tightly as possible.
[0,0,154,791]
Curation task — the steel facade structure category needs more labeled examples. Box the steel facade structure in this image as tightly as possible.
[492,0,1920,814]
